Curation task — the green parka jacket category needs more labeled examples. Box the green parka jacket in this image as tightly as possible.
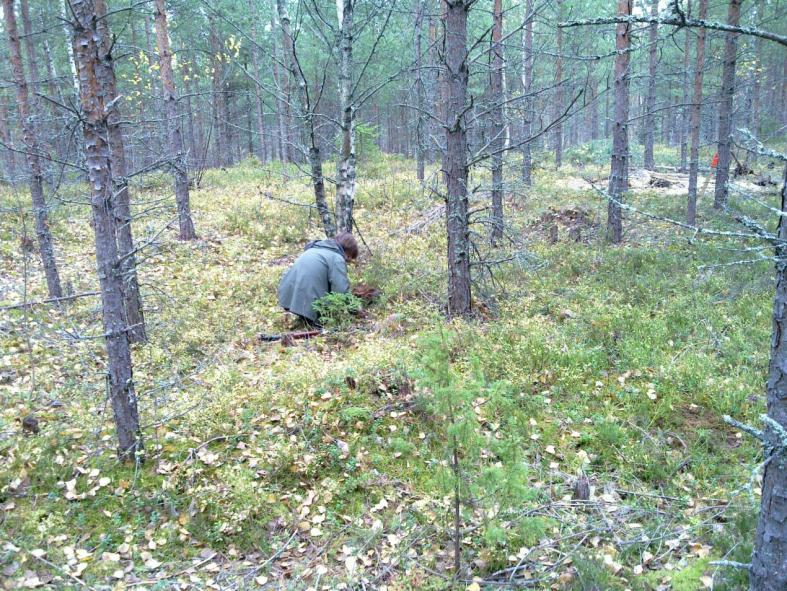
[277,239,350,321]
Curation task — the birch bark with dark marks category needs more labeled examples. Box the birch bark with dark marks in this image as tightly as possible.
[335,0,357,234]
[276,0,336,237]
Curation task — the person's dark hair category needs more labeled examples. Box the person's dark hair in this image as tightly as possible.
[335,232,358,261]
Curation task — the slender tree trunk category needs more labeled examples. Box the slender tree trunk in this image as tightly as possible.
[553,0,563,169]
[607,0,632,244]
[277,0,335,236]
[183,62,199,170]
[427,8,439,163]
[750,163,787,591]
[679,0,692,172]
[714,0,742,210]
[271,20,288,161]
[589,74,599,141]
[208,13,229,168]
[93,0,147,342]
[414,0,426,182]
[0,96,17,186]
[248,0,267,162]
[643,0,659,171]
[444,0,471,316]
[489,0,504,246]
[687,0,707,225]
[4,0,63,299]
[154,0,197,240]
[70,0,142,461]
[750,0,764,148]
[521,0,534,186]
[335,0,357,234]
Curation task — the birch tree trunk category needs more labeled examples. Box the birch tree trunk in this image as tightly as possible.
[606,0,632,244]
[750,0,764,152]
[70,0,142,461]
[643,0,659,171]
[687,0,707,226]
[277,0,335,236]
[521,0,534,186]
[750,163,787,591]
[93,0,147,342]
[444,0,471,316]
[489,0,504,246]
[713,0,742,210]
[154,0,197,240]
[335,0,357,234]
[4,0,63,299]
[553,0,563,169]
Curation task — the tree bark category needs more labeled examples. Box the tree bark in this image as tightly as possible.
[687,0,707,226]
[335,0,357,235]
[69,0,142,461]
[606,0,632,244]
[208,13,229,168]
[444,0,471,316]
[489,0,504,246]
[521,0,534,186]
[93,0,147,343]
[750,0,764,146]
[643,0,659,171]
[0,96,17,186]
[713,0,742,210]
[679,0,692,172]
[248,0,267,162]
[276,0,335,236]
[553,0,563,169]
[750,163,787,591]
[154,0,197,240]
[4,0,63,299]
[414,0,426,182]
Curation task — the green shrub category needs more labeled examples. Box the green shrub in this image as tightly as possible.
[312,292,363,328]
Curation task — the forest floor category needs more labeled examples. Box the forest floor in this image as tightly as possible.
[0,151,782,590]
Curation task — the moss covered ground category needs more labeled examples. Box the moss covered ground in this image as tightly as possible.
[0,152,779,589]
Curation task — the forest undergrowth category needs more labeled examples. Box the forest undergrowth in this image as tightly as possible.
[0,152,780,590]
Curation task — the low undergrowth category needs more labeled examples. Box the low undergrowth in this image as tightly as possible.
[0,150,779,589]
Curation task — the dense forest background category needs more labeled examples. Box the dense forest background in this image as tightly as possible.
[1,0,787,589]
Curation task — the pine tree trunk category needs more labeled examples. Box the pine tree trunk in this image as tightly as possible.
[154,0,197,240]
[521,0,534,186]
[554,0,563,169]
[679,1,692,172]
[750,0,764,153]
[248,0,267,162]
[489,0,504,246]
[4,0,63,299]
[687,0,707,226]
[590,74,599,142]
[0,96,17,186]
[277,0,335,236]
[607,0,632,244]
[643,0,659,171]
[444,0,471,316]
[94,0,147,343]
[208,14,229,168]
[335,0,357,235]
[713,0,742,210]
[414,0,426,182]
[70,0,142,461]
[750,163,787,591]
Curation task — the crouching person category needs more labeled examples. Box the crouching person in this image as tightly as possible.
[277,232,359,328]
